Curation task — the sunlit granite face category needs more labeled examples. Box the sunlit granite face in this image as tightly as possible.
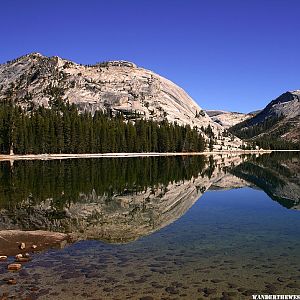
[0,53,244,150]
[0,153,299,244]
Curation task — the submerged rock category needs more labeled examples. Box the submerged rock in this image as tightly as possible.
[7,263,22,271]
[0,230,71,256]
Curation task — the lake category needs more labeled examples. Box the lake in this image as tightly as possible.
[0,152,299,299]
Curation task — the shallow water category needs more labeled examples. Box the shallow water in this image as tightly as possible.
[0,153,299,299]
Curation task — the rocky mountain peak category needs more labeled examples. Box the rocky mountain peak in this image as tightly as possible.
[251,90,300,124]
[26,52,44,59]
[229,90,300,145]
[267,90,300,111]
[94,60,137,68]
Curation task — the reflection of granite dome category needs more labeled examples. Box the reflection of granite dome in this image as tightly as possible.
[69,179,206,243]
[1,153,298,244]
[0,155,245,243]
[0,177,209,243]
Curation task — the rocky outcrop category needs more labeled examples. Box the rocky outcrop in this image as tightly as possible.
[206,110,253,128]
[0,230,70,256]
[0,53,243,150]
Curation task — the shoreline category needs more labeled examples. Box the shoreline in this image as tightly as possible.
[0,150,294,161]
[0,230,71,256]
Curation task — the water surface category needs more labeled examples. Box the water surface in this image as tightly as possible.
[0,153,299,299]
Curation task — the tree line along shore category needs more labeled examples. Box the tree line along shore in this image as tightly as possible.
[1,99,296,156]
[0,99,208,155]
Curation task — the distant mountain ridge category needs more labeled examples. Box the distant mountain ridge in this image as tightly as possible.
[229,90,300,148]
[0,53,243,150]
[244,91,300,127]
[206,110,254,128]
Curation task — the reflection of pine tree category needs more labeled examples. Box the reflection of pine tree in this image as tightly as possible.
[209,139,214,151]
[0,155,207,209]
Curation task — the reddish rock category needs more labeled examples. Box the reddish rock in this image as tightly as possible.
[16,257,31,262]
[7,278,17,285]
[7,263,22,271]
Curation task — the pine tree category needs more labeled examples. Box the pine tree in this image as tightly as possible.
[0,101,208,154]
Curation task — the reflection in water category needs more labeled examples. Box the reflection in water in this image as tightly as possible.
[0,156,211,242]
[0,153,300,299]
[0,153,299,243]
[230,152,300,209]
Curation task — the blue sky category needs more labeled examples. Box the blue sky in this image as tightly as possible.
[1,0,299,112]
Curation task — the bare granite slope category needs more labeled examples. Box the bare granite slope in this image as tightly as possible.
[0,53,243,149]
[206,110,253,128]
